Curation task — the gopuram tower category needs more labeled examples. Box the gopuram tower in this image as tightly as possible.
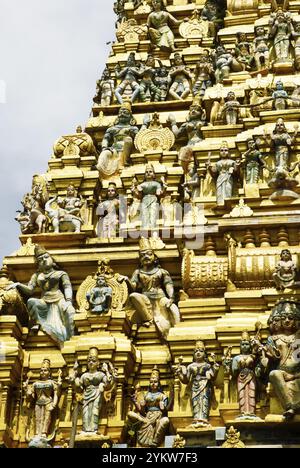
[2,0,300,449]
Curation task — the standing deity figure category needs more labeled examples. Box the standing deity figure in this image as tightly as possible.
[147,0,184,52]
[174,341,219,428]
[201,0,224,37]
[131,165,167,231]
[138,55,161,103]
[225,333,263,421]
[214,46,233,83]
[292,22,300,70]
[263,118,298,172]
[96,183,120,239]
[97,101,139,179]
[86,276,113,314]
[7,245,75,346]
[272,80,289,110]
[46,185,84,234]
[72,348,117,434]
[122,238,180,340]
[168,53,193,101]
[93,68,115,107]
[24,359,62,447]
[235,32,254,71]
[269,8,293,63]
[241,138,266,185]
[207,142,239,205]
[253,26,270,71]
[114,53,142,104]
[222,91,241,125]
[155,64,171,101]
[193,54,214,97]
[128,366,169,447]
[273,249,297,291]
[257,300,300,420]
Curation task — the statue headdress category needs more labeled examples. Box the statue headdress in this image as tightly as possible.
[139,237,153,252]
[34,244,47,259]
[151,365,160,380]
[241,331,250,341]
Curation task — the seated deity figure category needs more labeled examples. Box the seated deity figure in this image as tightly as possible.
[121,238,180,340]
[273,249,297,291]
[255,300,300,421]
[97,101,139,179]
[7,245,75,346]
[86,276,113,314]
[46,185,84,234]
[147,0,184,52]
[128,366,169,447]
[214,46,234,83]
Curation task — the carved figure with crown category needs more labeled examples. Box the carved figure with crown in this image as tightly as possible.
[131,164,167,231]
[96,101,139,179]
[273,249,298,291]
[96,183,120,239]
[70,348,117,436]
[114,52,142,105]
[122,238,180,340]
[7,245,75,346]
[174,341,219,428]
[23,359,63,448]
[147,0,185,53]
[45,184,84,234]
[128,366,169,447]
[223,331,264,421]
[254,299,300,422]
[207,142,239,205]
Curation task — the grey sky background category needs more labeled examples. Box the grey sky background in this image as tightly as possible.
[0,0,115,263]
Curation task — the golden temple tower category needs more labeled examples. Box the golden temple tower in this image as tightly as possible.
[1,0,300,448]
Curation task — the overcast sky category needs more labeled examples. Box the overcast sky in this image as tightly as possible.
[0,0,115,263]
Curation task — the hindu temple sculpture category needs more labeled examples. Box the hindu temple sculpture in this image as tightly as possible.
[168,97,206,149]
[138,54,161,103]
[147,0,186,52]
[97,101,139,178]
[253,26,270,71]
[272,80,289,110]
[263,118,299,195]
[70,348,117,434]
[273,249,298,291]
[224,332,263,421]
[222,91,241,125]
[193,54,214,97]
[174,341,219,428]
[235,32,254,71]
[46,185,84,234]
[168,53,193,101]
[114,53,142,104]
[122,237,180,340]
[128,366,169,447]
[24,359,62,448]
[241,138,266,185]
[255,299,300,421]
[214,45,234,83]
[207,142,239,205]
[16,176,49,235]
[93,68,115,107]
[7,245,75,346]
[269,8,293,64]
[131,164,167,231]
[86,276,113,314]
[113,0,126,26]
[96,183,120,239]
[155,63,171,101]
[227,0,258,14]
[201,0,225,37]
[182,163,201,203]
[292,22,300,70]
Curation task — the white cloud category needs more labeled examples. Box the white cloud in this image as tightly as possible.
[0,0,115,263]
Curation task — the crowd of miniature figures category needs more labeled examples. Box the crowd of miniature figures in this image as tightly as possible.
[5,0,300,450]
